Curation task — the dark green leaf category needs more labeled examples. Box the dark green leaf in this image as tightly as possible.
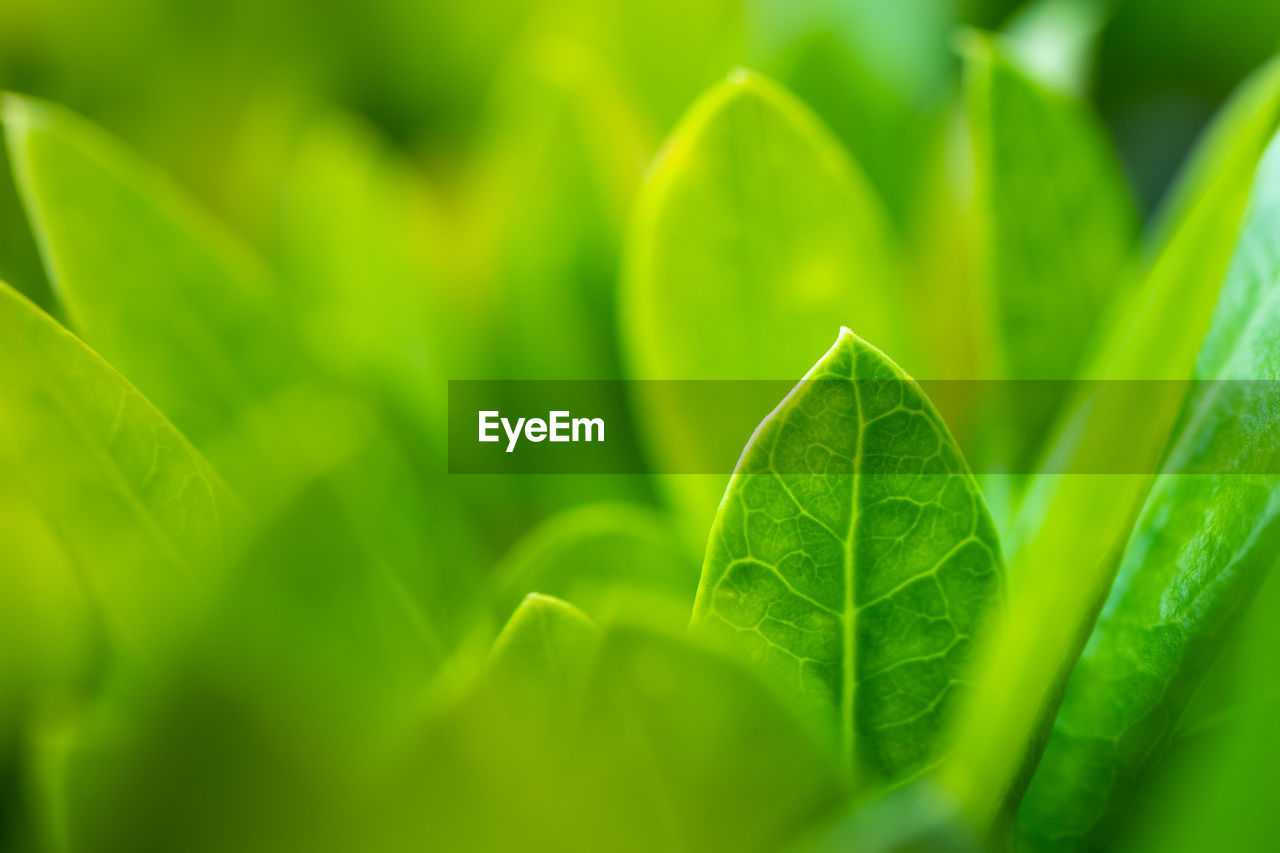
[1018,128,1280,848]
[692,328,1003,788]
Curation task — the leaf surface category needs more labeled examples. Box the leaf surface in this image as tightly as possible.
[2,95,485,661]
[691,329,1002,786]
[962,37,1137,480]
[1018,126,1280,848]
[489,593,599,704]
[936,57,1280,839]
[494,502,695,631]
[623,70,905,553]
[3,94,301,449]
[966,38,1137,386]
[0,283,226,653]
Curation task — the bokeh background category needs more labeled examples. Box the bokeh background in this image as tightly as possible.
[3,0,1280,851]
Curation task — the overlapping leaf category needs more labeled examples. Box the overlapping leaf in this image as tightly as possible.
[1019,126,1280,848]
[623,69,905,553]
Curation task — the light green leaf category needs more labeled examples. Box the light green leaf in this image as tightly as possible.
[1018,127,1280,848]
[275,112,450,447]
[493,502,696,631]
[53,459,470,853]
[474,36,649,381]
[691,328,1003,788]
[551,0,746,132]
[2,94,301,451]
[0,283,226,655]
[390,624,842,852]
[935,56,1280,841]
[462,37,653,517]
[568,625,844,852]
[623,69,906,553]
[746,0,958,225]
[489,593,599,705]
[3,94,485,662]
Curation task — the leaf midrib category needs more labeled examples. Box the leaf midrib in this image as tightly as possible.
[843,365,864,768]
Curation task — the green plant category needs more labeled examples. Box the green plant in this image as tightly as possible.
[4,8,1280,853]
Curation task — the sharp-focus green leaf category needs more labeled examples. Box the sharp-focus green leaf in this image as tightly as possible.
[0,283,226,656]
[963,36,1137,462]
[691,328,1003,789]
[493,502,696,631]
[936,57,1280,841]
[623,69,905,553]
[1017,128,1280,849]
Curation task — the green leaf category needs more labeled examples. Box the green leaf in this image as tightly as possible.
[1017,127,1280,848]
[275,113,450,447]
[965,36,1137,383]
[691,328,1003,788]
[390,624,842,852]
[53,460,476,853]
[0,283,226,656]
[0,127,54,313]
[489,593,599,706]
[567,626,845,851]
[474,36,649,381]
[747,0,958,225]
[934,56,1280,840]
[1097,55,1280,386]
[462,38,653,517]
[962,36,1137,463]
[2,94,485,663]
[623,69,906,553]
[1005,55,1280,576]
[551,0,746,131]
[2,94,303,452]
[493,502,696,631]
[1112,569,1280,853]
